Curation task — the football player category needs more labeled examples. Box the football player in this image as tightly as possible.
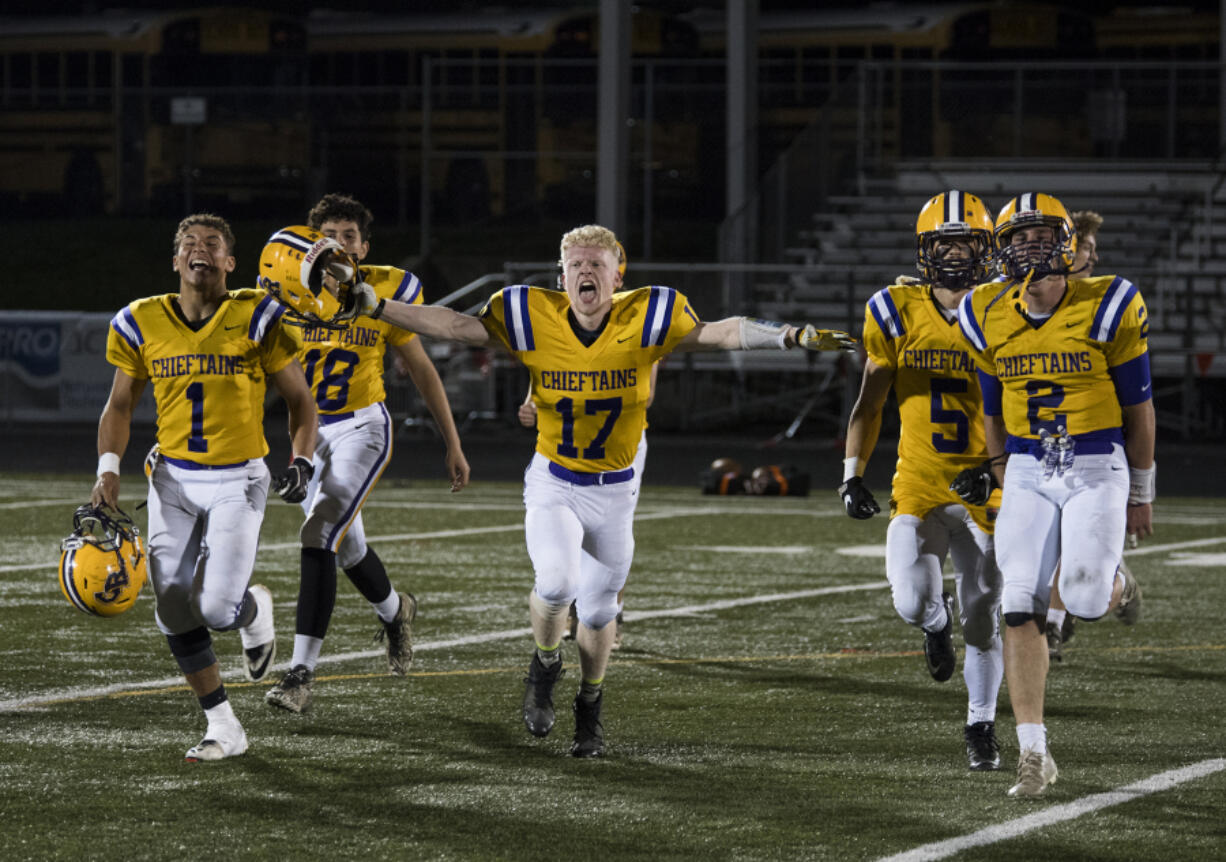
[92,213,318,762]
[264,194,471,715]
[1043,209,1142,662]
[344,223,856,757]
[839,190,1005,772]
[956,193,1154,798]
[520,361,657,651]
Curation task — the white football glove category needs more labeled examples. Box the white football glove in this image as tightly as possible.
[797,325,857,353]
[338,281,381,321]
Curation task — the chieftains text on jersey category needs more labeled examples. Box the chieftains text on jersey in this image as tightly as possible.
[901,347,976,373]
[150,353,245,377]
[994,350,1093,378]
[539,368,638,393]
[301,324,382,347]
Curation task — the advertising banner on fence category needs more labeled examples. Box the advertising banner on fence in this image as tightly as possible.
[0,312,156,423]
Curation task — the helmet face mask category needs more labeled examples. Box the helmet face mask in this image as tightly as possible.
[994,193,1077,281]
[59,505,148,617]
[258,226,361,329]
[915,191,995,291]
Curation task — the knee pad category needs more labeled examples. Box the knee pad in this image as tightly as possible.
[1059,566,1113,621]
[1004,611,1042,630]
[202,590,251,632]
[576,590,620,630]
[165,627,216,674]
[890,585,926,628]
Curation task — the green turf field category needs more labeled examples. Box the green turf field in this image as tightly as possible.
[1,475,1223,861]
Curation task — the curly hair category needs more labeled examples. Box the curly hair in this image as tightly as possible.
[307,193,375,241]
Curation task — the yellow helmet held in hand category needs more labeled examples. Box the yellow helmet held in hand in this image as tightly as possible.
[914,190,995,290]
[258,225,361,328]
[59,504,147,617]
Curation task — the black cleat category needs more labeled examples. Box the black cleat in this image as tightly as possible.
[923,592,956,682]
[1060,613,1077,644]
[522,654,564,737]
[1045,622,1065,663]
[964,721,1001,771]
[571,691,605,758]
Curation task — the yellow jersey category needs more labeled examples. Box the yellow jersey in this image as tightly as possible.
[863,282,999,530]
[106,289,302,464]
[481,285,698,472]
[297,265,419,415]
[957,274,1151,455]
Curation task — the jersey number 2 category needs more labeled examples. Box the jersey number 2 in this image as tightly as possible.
[555,397,622,459]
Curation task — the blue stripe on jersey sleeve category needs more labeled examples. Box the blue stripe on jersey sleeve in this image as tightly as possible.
[393,271,422,304]
[503,285,534,352]
[641,287,661,348]
[977,370,1002,416]
[653,287,676,346]
[249,294,274,341]
[1090,276,1137,342]
[110,308,143,351]
[867,288,905,340]
[518,285,535,350]
[956,293,987,352]
[1109,351,1153,406]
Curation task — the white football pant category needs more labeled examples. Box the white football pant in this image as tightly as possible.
[299,402,393,568]
[996,443,1129,620]
[886,505,1003,721]
[145,456,269,635]
[522,437,646,630]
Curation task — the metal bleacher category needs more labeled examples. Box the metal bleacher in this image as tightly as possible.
[762,160,1226,378]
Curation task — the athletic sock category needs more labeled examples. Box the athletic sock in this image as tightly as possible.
[1016,722,1047,755]
[578,679,603,703]
[536,643,562,667]
[290,634,324,672]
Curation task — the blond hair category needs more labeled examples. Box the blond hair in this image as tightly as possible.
[558,224,620,264]
[1071,210,1103,239]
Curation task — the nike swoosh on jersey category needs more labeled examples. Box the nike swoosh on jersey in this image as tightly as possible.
[224,324,243,330]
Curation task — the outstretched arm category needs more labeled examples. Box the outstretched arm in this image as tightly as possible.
[674,317,855,353]
[351,285,491,347]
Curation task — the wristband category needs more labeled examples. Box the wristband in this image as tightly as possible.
[739,317,790,350]
[1128,462,1156,505]
[842,456,860,482]
[97,452,121,478]
[370,298,386,320]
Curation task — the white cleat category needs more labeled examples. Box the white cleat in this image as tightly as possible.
[185,722,249,762]
[239,584,276,682]
[1008,748,1058,798]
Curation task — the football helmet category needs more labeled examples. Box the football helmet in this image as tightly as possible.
[915,190,995,290]
[58,504,147,617]
[257,225,361,329]
[994,193,1076,280]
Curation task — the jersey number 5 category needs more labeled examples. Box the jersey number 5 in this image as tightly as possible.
[930,377,969,454]
[555,396,622,459]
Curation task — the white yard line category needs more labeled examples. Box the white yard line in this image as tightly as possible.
[0,581,889,712]
[877,758,1226,862]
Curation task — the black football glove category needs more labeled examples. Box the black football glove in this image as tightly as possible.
[272,456,314,504]
[837,476,880,520]
[949,459,999,506]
